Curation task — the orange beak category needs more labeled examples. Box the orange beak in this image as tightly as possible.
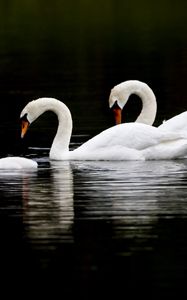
[113,106,122,125]
[21,120,30,138]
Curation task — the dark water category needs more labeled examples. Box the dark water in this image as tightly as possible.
[1,0,187,298]
[1,157,187,298]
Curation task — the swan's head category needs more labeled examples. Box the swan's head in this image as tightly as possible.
[20,97,57,138]
[20,100,37,138]
[20,97,72,139]
[109,81,137,125]
[109,80,151,125]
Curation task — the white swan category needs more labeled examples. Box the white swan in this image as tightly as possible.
[0,157,38,169]
[109,80,187,132]
[20,97,187,160]
[109,80,157,125]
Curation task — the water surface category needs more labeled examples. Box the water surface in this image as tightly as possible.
[1,155,187,298]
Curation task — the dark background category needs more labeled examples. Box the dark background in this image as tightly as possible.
[0,0,187,153]
[1,2,187,299]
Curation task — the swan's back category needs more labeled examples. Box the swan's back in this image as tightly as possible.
[159,111,187,132]
[0,157,38,169]
[75,123,182,152]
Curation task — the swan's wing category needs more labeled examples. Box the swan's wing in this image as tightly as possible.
[76,123,186,152]
[70,145,144,160]
[70,123,187,160]
[158,111,187,132]
[143,139,187,160]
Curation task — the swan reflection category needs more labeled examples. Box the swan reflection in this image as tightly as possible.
[1,159,187,255]
[0,161,74,243]
[71,159,187,247]
[22,161,74,243]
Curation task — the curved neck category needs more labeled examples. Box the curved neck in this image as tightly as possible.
[110,81,157,125]
[29,98,72,159]
[49,100,72,159]
[134,83,157,125]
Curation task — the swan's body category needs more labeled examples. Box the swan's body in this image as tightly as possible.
[109,80,187,133]
[158,111,187,132]
[0,157,38,169]
[20,97,187,160]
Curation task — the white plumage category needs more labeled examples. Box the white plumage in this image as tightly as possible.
[0,157,38,169]
[20,97,187,160]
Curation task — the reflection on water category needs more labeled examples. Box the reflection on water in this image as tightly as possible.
[23,161,74,243]
[1,157,187,297]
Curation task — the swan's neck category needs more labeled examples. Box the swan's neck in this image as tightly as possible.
[110,81,157,126]
[134,84,157,125]
[49,100,72,160]
[28,98,72,159]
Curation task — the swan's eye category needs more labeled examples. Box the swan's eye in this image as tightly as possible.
[20,113,28,122]
[111,100,121,109]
